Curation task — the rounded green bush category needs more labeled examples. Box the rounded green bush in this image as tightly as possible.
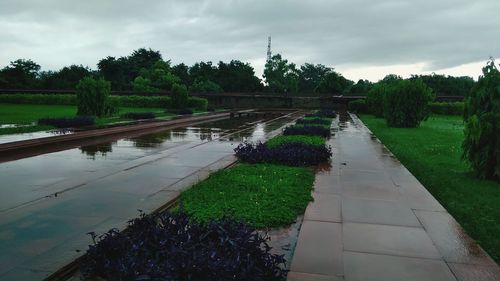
[171,83,189,109]
[366,83,387,117]
[462,60,500,180]
[383,79,433,128]
[348,99,367,113]
[76,76,112,117]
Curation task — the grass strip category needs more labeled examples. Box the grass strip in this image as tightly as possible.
[266,135,326,149]
[359,114,500,263]
[179,164,315,229]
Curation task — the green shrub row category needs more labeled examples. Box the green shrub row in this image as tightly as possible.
[0,94,208,110]
[108,95,171,108]
[428,102,464,115]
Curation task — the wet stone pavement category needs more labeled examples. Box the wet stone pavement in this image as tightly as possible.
[288,113,500,281]
[0,114,298,280]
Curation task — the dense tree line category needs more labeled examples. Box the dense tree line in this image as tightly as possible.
[410,73,475,96]
[0,48,476,95]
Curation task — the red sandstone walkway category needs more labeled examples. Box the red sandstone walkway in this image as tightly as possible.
[287,113,500,281]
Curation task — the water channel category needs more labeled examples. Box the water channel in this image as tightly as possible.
[0,112,301,280]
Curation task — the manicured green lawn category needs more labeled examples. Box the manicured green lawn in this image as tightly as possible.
[0,104,170,135]
[359,114,500,263]
[0,104,78,124]
[179,164,315,229]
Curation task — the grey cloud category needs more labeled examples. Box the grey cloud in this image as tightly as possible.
[0,0,498,79]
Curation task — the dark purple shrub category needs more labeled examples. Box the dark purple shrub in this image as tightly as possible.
[235,142,332,166]
[283,125,331,137]
[81,212,287,281]
[170,108,194,115]
[295,118,331,126]
[37,116,95,128]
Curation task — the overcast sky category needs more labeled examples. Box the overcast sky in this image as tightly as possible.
[0,0,498,82]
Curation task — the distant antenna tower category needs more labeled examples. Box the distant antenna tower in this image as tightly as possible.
[267,36,272,61]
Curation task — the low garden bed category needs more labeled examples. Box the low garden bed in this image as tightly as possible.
[283,124,331,137]
[80,110,336,281]
[38,116,95,128]
[120,111,156,120]
[83,212,287,281]
[235,142,331,166]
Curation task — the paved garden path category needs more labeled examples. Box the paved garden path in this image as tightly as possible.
[288,113,500,281]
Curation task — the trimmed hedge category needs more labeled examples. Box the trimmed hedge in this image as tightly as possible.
[235,142,332,166]
[81,212,287,281]
[109,95,171,108]
[348,99,368,113]
[0,94,208,110]
[428,102,464,115]
[38,116,95,128]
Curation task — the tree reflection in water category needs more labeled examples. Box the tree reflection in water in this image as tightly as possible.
[129,130,174,148]
[80,143,113,159]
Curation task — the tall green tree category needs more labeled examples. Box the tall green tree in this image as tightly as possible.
[315,71,353,95]
[190,79,223,93]
[462,60,500,180]
[263,54,299,94]
[411,73,475,96]
[172,63,191,86]
[216,60,262,92]
[97,56,130,90]
[189,61,218,83]
[40,65,92,89]
[132,60,179,92]
[97,48,162,90]
[297,63,332,93]
[349,79,373,96]
[0,59,41,89]
[380,74,403,84]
